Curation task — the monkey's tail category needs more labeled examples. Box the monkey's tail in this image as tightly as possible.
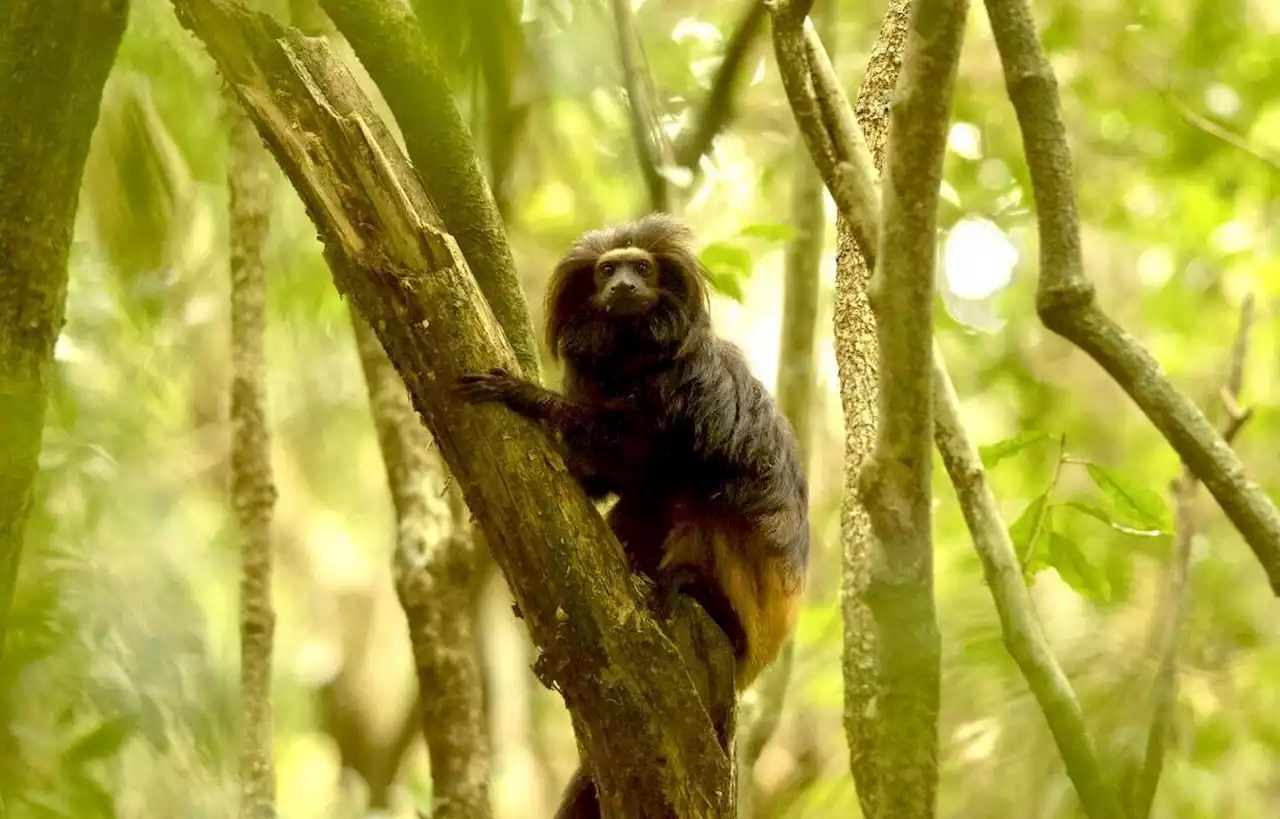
[552,765,599,819]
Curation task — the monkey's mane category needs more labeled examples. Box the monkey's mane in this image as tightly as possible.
[545,213,712,367]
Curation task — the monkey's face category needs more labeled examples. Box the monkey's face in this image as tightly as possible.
[592,248,660,316]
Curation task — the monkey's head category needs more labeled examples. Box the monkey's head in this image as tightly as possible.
[545,213,712,366]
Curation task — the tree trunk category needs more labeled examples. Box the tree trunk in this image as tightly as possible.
[0,0,130,656]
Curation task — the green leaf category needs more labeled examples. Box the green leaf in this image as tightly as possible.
[978,430,1055,469]
[700,241,753,302]
[1008,494,1049,561]
[1064,501,1163,537]
[738,222,797,243]
[63,715,136,767]
[1084,463,1172,532]
[1047,532,1111,602]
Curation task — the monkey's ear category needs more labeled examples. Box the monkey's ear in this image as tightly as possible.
[544,254,597,358]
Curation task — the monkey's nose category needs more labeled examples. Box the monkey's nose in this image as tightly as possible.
[613,280,636,293]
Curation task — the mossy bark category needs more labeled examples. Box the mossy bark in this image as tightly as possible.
[0,0,130,656]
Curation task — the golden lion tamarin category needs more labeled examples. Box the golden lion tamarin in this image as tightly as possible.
[457,213,809,818]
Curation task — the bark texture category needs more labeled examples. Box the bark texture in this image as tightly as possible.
[317,0,542,380]
[170,3,736,816]
[837,2,911,807]
[226,100,278,819]
[351,313,492,819]
[982,0,1280,594]
[852,3,967,816]
[0,0,129,657]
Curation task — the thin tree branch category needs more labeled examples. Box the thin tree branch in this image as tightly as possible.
[1128,294,1255,819]
[316,0,543,380]
[768,3,880,264]
[350,312,492,819]
[932,343,1125,819]
[226,97,278,819]
[982,0,1280,594]
[770,3,1125,817]
[671,0,770,171]
[169,3,736,816]
[609,0,670,212]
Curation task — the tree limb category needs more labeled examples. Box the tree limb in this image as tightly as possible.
[316,0,543,380]
[226,97,279,819]
[932,344,1125,819]
[1128,294,1255,819]
[0,0,129,659]
[770,3,1126,817]
[981,0,1280,594]
[168,2,736,816]
[350,312,492,819]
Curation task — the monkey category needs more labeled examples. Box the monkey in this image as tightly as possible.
[455,212,809,818]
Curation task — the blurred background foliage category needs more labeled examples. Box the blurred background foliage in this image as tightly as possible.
[2,0,1279,816]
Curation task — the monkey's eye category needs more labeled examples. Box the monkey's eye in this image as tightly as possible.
[601,263,614,276]
[635,260,649,275]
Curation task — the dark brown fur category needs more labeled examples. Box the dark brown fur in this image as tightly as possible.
[456,213,809,818]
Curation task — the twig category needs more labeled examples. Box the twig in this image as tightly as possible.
[609,0,670,212]
[226,95,278,819]
[1129,294,1255,818]
[982,0,1280,594]
[769,3,1126,817]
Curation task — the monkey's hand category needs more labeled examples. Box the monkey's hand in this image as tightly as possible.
[455,367,556,422]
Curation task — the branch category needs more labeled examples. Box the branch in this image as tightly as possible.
[770,4,1125,818]
[671,0,769,171]
[350,312,491,819]
[768,3,880,264]
[0,0,128,659]
[932,345,1125,819]
[784,0,906,812]
[316,0,542,380]
[1128,294,1255,819]
[226,97,278,819]
[851,0,968,815]
[609,0,671,213]
[168,2,735,816]
[981,0,1280,594]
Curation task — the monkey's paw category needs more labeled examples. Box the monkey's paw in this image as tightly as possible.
[454,367,517,403]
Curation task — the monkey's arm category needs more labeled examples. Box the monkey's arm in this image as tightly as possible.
[455,368,624,497]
